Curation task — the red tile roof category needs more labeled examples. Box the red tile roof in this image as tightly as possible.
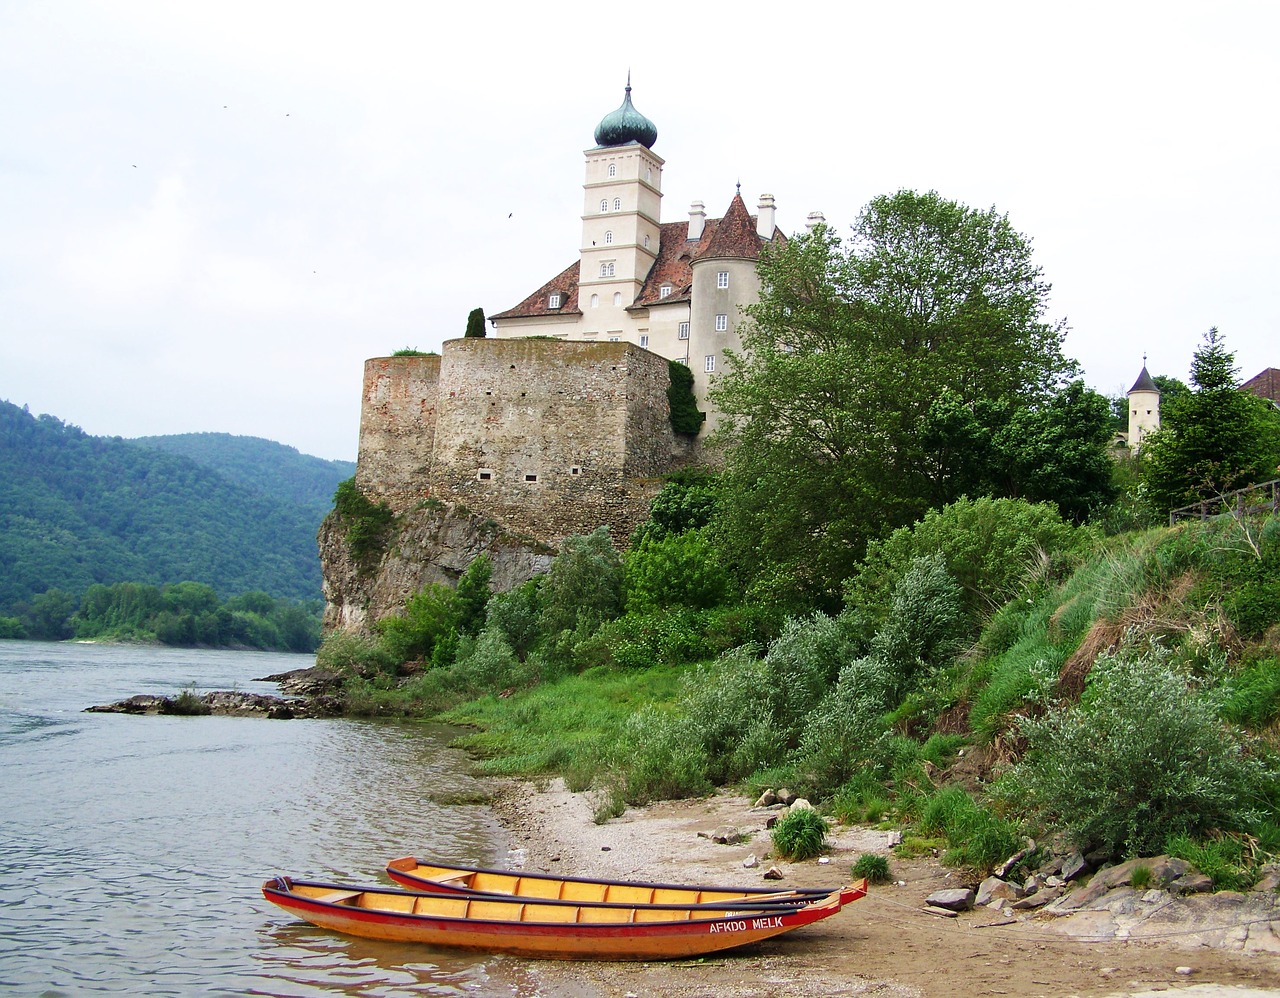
[492,193,783,321]
[489,260,582,321]
[1241,367,1280,404]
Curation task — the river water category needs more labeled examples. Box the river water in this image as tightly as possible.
[0,641,543,997]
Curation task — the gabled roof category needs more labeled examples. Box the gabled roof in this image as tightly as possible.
[1241,366,1280,404]
[489,260,582,321]
[492,193,783,322]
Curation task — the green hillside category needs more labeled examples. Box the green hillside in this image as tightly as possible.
[0,400,326,614]
[130,432,353,523]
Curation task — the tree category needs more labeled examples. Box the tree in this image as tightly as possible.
[1142,328,1280,512]
[711,191,1078,612]
[464,307,487,338]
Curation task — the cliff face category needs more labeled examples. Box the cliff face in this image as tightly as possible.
[318,501,554,635]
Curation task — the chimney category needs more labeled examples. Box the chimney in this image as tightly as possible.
[688,201,706,241]
[806,211,826,231]
[757,194,776,239]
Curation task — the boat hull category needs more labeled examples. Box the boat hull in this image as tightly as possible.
[262,878,855,961]
[384,856,845,907]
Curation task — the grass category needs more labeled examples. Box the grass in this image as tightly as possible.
[771,808,829,861]
[851,853,892,884]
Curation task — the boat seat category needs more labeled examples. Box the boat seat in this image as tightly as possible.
[315,890,362,905]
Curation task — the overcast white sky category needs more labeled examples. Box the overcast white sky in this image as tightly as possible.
[2,1,1276,462]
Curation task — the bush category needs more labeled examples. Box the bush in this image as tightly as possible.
[315,629,398,677]
[1221,658,1280,729]
[851,853,892,884]
[917,786,1022,872]
[789,659,891,795]
[613,707,712,804]
[1003,646,1275,858]
[866,553,965,698]
[771,808,829,861]
[539,528,623,637]
[332,478,394,566]
[624,528,729,613]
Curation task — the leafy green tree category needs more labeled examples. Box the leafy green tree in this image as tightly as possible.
[666,360,704,434]
[454,554,493,637]
[1143,328,1280,512]
[24,589,77,640]
[712,192,1077,611]
[624,529,729,613]
[377,582,460,664]
[538,527,623,636]
[630,471,719,546]
[465,307,487,338]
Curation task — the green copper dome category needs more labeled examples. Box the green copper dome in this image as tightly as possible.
[593,80,657,149]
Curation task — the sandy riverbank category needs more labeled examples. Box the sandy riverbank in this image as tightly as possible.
[486,778,1280,998]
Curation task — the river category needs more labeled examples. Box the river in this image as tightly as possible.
[0,641,543,997]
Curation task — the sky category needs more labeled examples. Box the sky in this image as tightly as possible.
[2,1,1276,463]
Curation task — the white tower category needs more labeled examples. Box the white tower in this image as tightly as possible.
[1127,359,1161,452]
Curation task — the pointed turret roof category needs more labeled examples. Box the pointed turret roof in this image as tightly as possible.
[700,192,763,261]
[1128,365,1159,395]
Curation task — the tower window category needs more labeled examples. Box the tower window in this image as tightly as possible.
[548,293,561,308]
[524,474,538,483]
[608,336,620,342]
[659,285,672,298]
[704,355,716,372]
[644,234,650,248]
[613,197,621,211]
[640,334,649,347]
[600,261,615,277]
[607,164,616,177]
[477,469,493,481]
[678,321,690,340]
[613,292,622,306]
[599,199,608,212]
[715,314,728,331]
[590,294,599,308]
[717,271,729,289]
[604,230,613,244]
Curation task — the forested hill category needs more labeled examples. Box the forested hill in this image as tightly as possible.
[0,400,329,613]
[131,432,354,523]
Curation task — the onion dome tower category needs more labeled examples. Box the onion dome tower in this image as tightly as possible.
[593,74,658,149]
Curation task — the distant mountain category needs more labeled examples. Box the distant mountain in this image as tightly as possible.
[0,401,338,613]
[131,432,354,523]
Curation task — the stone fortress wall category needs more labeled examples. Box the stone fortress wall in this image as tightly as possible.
[354,337,690,547]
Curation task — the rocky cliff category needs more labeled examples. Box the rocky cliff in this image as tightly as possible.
[318,499,554,635]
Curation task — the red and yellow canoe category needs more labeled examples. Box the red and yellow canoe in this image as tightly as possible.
[385,856,856,907]
[262,876,863,961]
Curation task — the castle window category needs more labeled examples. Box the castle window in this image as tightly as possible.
[600,261,615,277]
[608,336,620,342]
[604,230,613,244]
[548,293,561,308]
[600,199,608,212]
[717,271,729,289]
[613,292,622,306]
[675,357,687,365]
[659,285,672,298]
[704,355,716,372]
[715,313,728,331]
[571,465,582,475]
[477,469,493,481]
[590,294,599,308]
[607,164,616,177]
[613,197,621,211]
[678,321,690,340]
[644,234,650,248]
[524,474,539,483]
[640,334,649,348]
[646,166,652,182]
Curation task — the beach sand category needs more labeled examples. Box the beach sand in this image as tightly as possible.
[488,778,1280,998]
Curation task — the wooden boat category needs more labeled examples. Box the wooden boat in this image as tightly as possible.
[262,876,862,961]
[385,856,858,907]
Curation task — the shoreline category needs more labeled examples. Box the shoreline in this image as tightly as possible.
[487,777,1280,998]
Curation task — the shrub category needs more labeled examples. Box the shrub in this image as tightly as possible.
[867,553,965,698]
[624,528,729,613]
[851,853,892,884]
[761,613,859,744]
[789,659,891,795]
[377,582,459,664]
[485,578,541,659]
[165,687,211,716]
[614,706,712,804]
[315,629,398,677]
[1003,646,1275,858]
[917,786,1022,872]
[1221,658,1280,729]
[771,807,829,861]
[539,528,623,637]
[332,478,394,566]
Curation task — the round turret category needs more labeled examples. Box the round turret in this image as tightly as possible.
[593,80,657,149]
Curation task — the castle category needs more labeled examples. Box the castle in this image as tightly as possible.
[488,79,804,430]
[351,83,798,548]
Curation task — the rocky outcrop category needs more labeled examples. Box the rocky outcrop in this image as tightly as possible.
[319,500,555,635]
[84,689,341,719]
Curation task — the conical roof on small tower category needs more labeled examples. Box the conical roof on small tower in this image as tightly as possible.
[1128,365,1159,395]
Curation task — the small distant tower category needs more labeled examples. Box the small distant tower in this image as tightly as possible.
[1127,358,1161,452]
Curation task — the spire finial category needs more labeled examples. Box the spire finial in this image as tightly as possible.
[736,178,741,194]
[626,69,631,93]
[1143,351,1148,366]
